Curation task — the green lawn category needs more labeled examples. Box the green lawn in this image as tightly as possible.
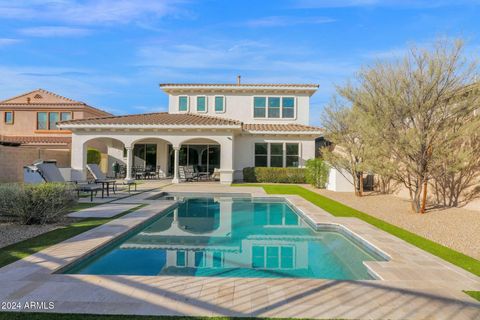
[239,184,480,277]
[0,204,145,268]
[464,291,480,302]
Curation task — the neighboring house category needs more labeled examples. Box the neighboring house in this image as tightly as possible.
[59,80,323,184]
[0,89,111,182]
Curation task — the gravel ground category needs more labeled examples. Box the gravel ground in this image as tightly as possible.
[0,219,73,249]
[305,186,480,260]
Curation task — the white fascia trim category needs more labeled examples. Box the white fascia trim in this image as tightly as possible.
[162,85,318,91]
[57,124,242,130]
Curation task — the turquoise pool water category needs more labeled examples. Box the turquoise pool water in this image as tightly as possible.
[64,197,385,280]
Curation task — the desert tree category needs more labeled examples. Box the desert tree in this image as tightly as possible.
[336,39,479,212]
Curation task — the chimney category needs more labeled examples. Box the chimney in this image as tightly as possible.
[27,97,31,104]
[237,75,241,86]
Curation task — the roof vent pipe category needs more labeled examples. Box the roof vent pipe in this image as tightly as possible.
[237,75,241,86]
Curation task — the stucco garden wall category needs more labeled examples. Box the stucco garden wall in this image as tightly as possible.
[0,145,70,182]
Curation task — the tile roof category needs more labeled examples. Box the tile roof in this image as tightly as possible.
[0,135,71,145]
[0,89,112,116]
[58,112,323,133]
[59,112,242,126]
[242,123,323,132]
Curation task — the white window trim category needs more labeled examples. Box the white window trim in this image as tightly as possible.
[178,96,189,112]
[253,245,295,270]
[252,96,297,120]
[196,95,207,113]
[254,142,301,168]
[214,95,226,113]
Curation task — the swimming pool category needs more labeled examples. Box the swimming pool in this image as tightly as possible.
[63,197,386,280]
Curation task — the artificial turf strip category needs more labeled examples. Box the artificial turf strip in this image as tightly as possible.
[464,291,480,301]
[238,184,480,278]
[0,204,146,269]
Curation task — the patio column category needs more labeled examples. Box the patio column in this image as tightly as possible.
[71,135,87,181]
[172,146,180,184]
[125,146,133,182]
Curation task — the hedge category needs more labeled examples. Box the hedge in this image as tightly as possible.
[243,167,306,183]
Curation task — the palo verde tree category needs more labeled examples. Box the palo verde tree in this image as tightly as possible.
[336,39,479,213]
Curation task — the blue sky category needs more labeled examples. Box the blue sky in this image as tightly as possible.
[0,0,479,125]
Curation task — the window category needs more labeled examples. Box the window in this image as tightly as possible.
[252,246,294,269]
[254,96,296,118]
[179,96,188,112]
[194,251,205,267]
[254,143,268,167]
[60,112,72,121]
[49,112,59,130]
[212,251,223,268]
[4,111,13,124]
[252,246,264,268]
[254,142,300,168]
[282,97,295,118]
[270,143,283,167]
[37,112,48,130]
[196,96,206,112]
[176,251,186,267]
[268,97,280,118]
[214,96,225,112]
[286,143,299,167]
[253,97,266,118]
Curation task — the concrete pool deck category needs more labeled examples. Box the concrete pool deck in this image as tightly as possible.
[0,184,479,319]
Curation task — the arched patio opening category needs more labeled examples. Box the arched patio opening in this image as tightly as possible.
[168,138,221,177]
[130,137,174,180]
[82,137,127,178]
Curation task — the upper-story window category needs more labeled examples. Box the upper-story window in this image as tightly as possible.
[196,96,207,112]
[214,96,225,113]
[179,96,189,112]
[254,96,295,119]
[37,111,72,130]
[4,111,14,124]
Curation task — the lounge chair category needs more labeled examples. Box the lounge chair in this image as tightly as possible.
[87,163,137,194]
[211,168,220,181]
[36,162,102,202]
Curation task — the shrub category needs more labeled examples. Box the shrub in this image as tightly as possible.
[87,148,101,165]
[305,158,330,188]
[242,167,306,183]
[0,183,77,225]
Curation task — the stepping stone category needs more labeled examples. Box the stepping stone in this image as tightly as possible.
[68,203,139,218]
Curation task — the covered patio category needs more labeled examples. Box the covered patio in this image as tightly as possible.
[59,113,240,184]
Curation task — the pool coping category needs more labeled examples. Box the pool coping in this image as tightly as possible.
[0,186,479,319]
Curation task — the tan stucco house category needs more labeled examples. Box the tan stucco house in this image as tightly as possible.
[0,89,111,181]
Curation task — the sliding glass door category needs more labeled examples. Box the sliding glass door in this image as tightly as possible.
[168,144,220,175]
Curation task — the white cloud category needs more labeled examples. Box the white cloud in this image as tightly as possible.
[244,16,335,28]
[0,38,21,47]
[0,0,186,25]
[18,26,90,37]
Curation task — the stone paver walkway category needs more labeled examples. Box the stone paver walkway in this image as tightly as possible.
[0,185,479,319]
[68,203,140,218]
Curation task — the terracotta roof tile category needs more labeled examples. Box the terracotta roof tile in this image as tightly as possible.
[242,123,323,132]
[59,112,242,126]
[0,135,71,145]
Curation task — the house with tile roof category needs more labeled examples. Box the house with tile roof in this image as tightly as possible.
[58,78,323,183]
[0,89,112,182]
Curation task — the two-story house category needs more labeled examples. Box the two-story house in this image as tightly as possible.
[0,89,111,182]
[59,80,323,183]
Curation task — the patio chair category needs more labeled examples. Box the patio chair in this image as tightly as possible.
[86,163,117,197]
[185,165,199,181]
[36,162,102,202]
